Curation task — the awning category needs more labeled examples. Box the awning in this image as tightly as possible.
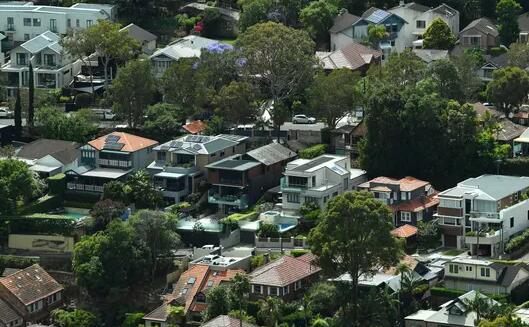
[155,171,185,179]
[72,85,105,94]
[82,168,130,179]
[29,164,61,173]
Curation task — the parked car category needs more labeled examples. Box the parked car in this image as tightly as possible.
[0,107,14,118]
[292,114,316,124]
[91,108,116,120]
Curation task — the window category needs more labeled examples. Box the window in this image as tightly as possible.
[76,19,80,27]
[187,277,196,284]
[181,288,188,294]
[449,264,459,274]
[220,150,225,157]
[23,18,31,26]
[207,280,214,287]
[16,53,26,66]
[269,287,278,296]
[323,195,329,203]
[253,285,262,294]
[440,199,462,208]
[157,151,166,161]
[401,211,411,222]
[465,266,472,272]
[67,18,71,28]
[480,267,490,277]
[50,19,57,32]
[390,40,395,46]
[287,193,300,203]
[283,286,289,295]
[343,178,349,190]
[24,34,30,41]
[527,210,529,220]
[44,54,55,66]
[511,217,515,228]
[294,280,302,290]
[304,196,318,204]
[391,24,398,32]
[86,19,93,27]
[416,20,426,28]
[417,211,423,221]
[401,192,407,200]
[332,192,338,197]
[33,18,41,26]
[312,176,316,186]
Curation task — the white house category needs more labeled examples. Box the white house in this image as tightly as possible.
[389,1,459,49]
[120,23,157,55]
[0,2,115,43]
[280,154,366,213]
[1,31,82,90]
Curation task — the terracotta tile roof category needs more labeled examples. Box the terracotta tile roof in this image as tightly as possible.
[201,315,258,327]
[0,264,63,305]
[182,120,208,134]
[88,132,158,152]
[189,269,245,313]
[249,255,321,287]
[391,195,439,213]
[369,176,400,185]
[399,176,430,192]
[371,185,392,192]
[391,224,418,238]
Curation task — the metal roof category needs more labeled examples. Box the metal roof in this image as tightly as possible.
[246,143,296,166]
[20,31,61,54]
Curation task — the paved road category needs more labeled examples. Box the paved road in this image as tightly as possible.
[280,122,326,131]
[0,118,122,129]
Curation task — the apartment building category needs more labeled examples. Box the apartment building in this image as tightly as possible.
[206,143,296,213]
[147,134,248,204]
[389,2,459,49]
[444,258,529,295]
[0,264,63,325]
[0,2,115,44]
[65,132,158,193]
[1,31,82,90]
[280,154,366,212]
[358,176,438,226]
[436,175,529,257]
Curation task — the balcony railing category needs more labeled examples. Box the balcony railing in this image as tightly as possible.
[98,158,132,168]
[465,230,501,245]
[469,212,500,220]
[208,191,249,208]
[280,177,307,192]
[67,182,104,193]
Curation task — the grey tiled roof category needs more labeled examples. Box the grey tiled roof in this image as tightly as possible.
[246,143,296,166]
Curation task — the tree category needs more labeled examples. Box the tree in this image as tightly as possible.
[214,81,259,125]
[121,312,145,327]
[463,291,501,324]
[306,69,359,129]
[111,59,156,128]
[453,50,484,102]
[497,0,522,46]
[308,191,401,325]
[84,20,139,89]
[306,282,339,317]
[508,42,529,68]
[417,221,441,250]
[299,0,338,43]
[28,62,34,128]
[366,24,388,49]
[14,88,21,136]
[257,297,283,327]
[422,18,456,49]
[129,210,181,281]
[479,315,529,326]
[427,59,464,101]
[90,199,125,232]
[35,107,98,143]
[103,180,128,203]
[205,115,227,135]
[125,170,163,209]
[143,103,186,141]
[0,159,43,215]
[486,66,529,116]
[230,273,250,327]
[204,285,232,321]
[52,309,99,327]
[257,223,280,238]
[61,29,97,96]
[236,22,315,135]
[239,0,273,32]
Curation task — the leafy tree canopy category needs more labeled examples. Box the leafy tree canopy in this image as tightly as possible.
[422,18,456,50]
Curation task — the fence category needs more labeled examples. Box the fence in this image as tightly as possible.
[255,236,309,249]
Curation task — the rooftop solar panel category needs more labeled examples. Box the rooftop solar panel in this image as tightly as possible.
[367,9,390,24]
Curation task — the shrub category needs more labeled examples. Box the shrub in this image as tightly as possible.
[299,144,327,159]
[299,202,321,220]
[59,96,73,103]
[505,228,529,254]
[65,191,100,204]
[290,249,309,257]
[0,255,38,271]
[48,173,66,196]
[9,214,76,236]
[431,287,466,298]
[489,47,507,56]
[21,195,63,214]
[257,223,280,238]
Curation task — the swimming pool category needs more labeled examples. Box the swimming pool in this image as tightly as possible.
[277,223,296,233]
[63,208,89,221]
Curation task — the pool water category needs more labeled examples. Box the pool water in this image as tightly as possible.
[277,223,296,233]
[63,208,89,221]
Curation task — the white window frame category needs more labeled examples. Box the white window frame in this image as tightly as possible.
[401,211,412,222]
[269,286,278,296]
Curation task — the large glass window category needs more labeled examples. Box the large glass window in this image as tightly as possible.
[287,176,308,188]
[33,18,41,26]
[23,18,31,26]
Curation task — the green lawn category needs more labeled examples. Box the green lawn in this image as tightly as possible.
[217,38,236,45]
[442,249,466,256]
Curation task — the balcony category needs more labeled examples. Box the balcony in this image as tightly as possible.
[208,191,249,209]
[465,230,501,245]
[469,211,500,221]
[6,24,15,31]
[67,183,103,193]
[98,158,132,168]
[280,177,307,192]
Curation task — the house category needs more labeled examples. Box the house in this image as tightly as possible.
[1,31,82,92]
[206,143,296,213]
[181,120,207,135]
[444,258,529,295]
[514,128,529,156]
[0,2,115,44]
[329,7,407,56]
[180,3,240,38]
[435,175,529,256]
[357,176,439,226]
[329,120,366,159]
[412,49,448,63]
[392,224,418,250]
[316,42,382,73]
[150,35,229,77]
[281,154,367,213]
[478,53,508,81]
[143,265,244,324]
[14,138,80,177]
[147,134,248,204]
[332,271,402,293]
[495,118,527,148]
[0,264,63,324]
[65,132,158,193]
[405,290,498,327]
[389,2,459,49]
[120,23,157,55]
[249,253,321,300]
[518,12,529,43]
[200,315,257,327]
[473,102,504,121]
[459,18,499,49]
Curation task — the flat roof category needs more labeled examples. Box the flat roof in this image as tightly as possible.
[206,156,261,171]
[81,168,130,179]
[155,171,185,179]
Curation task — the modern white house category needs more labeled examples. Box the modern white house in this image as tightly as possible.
[435,175,529,257]
[0,2,116,44]
[389,1,459,49]
[1,31,82,90]
[149,35,228,77]
[280,154,366,213]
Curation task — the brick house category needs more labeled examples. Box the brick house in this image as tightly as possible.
[0,264,63,325]
[249,253,321,300]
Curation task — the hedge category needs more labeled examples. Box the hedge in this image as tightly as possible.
[290,249,309,257]
[21,195,63,214]
[221,210,258,224]
[431,287,466,298]
[9,214,76,236]
[0,255,39,271]
[64,191,101,204]
[48,173,66,196]
[505,228,529,254]
[299,144,327,159]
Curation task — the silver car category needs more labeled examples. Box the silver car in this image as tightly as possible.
[292,114,316,124]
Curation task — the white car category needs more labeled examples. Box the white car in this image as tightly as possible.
[0,107,14,118]
[292,114,316,124]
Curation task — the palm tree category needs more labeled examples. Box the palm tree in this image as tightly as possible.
[463,291,497,324]
[230,273,250,327]
[257,297,283,327]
